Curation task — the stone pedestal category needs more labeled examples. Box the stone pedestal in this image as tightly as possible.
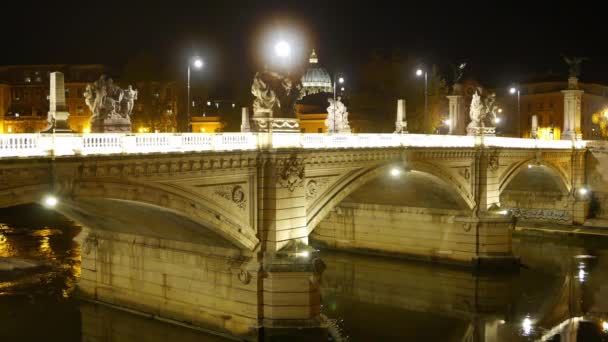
[561,87,584,140]
[91,116,132,133]
[467,126,496,136]
[446,94,466,135]
[251,118,299,133]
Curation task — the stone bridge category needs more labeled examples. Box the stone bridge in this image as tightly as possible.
[0,132,598,339]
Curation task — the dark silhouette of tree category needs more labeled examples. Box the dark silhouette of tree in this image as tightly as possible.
[348,53,448,133]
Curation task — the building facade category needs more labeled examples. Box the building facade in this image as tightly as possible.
[494,80,608,140]
[0,65,182,134]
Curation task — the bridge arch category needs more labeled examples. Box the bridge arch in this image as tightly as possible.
[307,160,474,234]
[499,158,571,196]
[0,179,258,251]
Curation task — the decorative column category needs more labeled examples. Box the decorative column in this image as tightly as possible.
[446,84,466,135]
[561,77,584,140]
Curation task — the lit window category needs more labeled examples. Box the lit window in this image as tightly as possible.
[77,106,83,114]
[24,77,31,83]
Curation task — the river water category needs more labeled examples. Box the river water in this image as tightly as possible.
[1,204,608,341]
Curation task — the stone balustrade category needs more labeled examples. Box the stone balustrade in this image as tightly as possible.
[0,132,589,158]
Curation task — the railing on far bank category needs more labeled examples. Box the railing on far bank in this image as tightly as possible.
[0,132,590,158]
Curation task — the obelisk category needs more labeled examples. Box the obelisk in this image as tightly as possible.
[394,99,408,133]
[42,72,72,133]
[240,107,251,132]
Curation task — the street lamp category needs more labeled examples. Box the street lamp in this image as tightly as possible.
[509,86,521,136]
[416,68,428,132]
[332,75,345,133]
[187,57,204,132]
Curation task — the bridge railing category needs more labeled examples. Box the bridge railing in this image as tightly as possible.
[0,132,589,158]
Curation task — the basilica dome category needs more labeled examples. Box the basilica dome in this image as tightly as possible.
[301,49,333,96]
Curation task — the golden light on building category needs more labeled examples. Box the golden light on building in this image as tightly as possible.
[7,127,12,133]
[83,127,90,134]
[191,116,224,133]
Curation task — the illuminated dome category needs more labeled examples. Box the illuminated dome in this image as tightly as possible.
[301,49,332,95]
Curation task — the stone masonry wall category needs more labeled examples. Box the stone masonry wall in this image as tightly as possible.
[78,229,259,340]
[310,203,511,264]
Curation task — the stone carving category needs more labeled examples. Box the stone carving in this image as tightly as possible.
[305,177,334,203]
[276,157,304,192]
[458,167,471,180]
[488,150,499,171]
[251,70,302,118]
[85,75,137,133]
[562,55,589,78]
[214,185,246,209]
[509,208,570,222]
[82,234,99,255]
[237,269,251,284]
[325,97,351,133]
[306,180,318,199]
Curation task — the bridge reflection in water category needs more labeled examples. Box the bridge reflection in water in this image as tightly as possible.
[318,234,608,341]
[2,204,608,340]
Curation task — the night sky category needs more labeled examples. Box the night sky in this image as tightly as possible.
[3,1,607,93]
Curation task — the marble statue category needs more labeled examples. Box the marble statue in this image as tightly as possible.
[85,75,137,132]
[467,91,484,129]
[251,70,302,118]
[325,97,351,133]
[562,55,589,78]
[467,89,497,135]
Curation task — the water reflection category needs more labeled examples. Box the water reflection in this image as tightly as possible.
[3,204,608,341]
[318,234,608,341]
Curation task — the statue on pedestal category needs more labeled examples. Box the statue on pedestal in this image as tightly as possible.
[325,97,351,133]
[467,89,497,136]
[562,55,589,78]
[84,75,137,133]
[250,70,302,132]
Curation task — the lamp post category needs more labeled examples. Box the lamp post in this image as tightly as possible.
[509,86,520,137]
[416,68,428,132]
[187,57,204,132]
[332,75,345,133]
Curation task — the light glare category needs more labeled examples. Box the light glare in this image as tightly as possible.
[193,58,203,69]
[390,168,401,177]
[509,87,517,94]
[579,187,589,196]
[43,195,58,208]
[274,41,291,58]
[416,69,423,76]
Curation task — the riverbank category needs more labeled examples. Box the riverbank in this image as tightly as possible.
[515,221,608,237]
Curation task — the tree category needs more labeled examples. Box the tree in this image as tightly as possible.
[123,52,179,132]
[348,53,448,133]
